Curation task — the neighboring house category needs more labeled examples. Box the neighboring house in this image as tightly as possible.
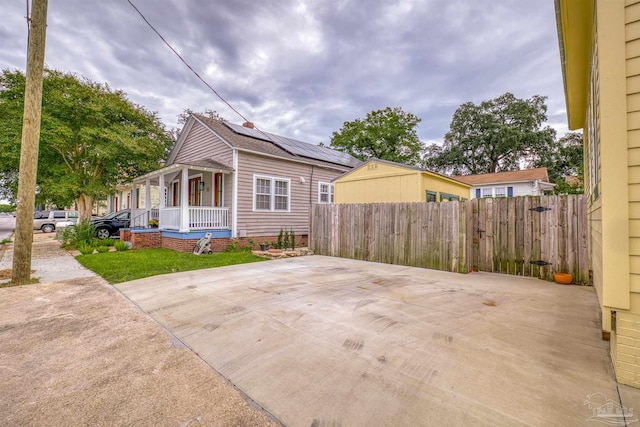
[107,182,160,220]
[124,114,359,250]
[333,158,470,203]
[556,0,640,388]
[453,168,555,199]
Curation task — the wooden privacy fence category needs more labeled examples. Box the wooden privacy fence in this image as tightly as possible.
[310,195,589,283]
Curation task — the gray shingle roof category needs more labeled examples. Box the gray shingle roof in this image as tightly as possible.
[193,114,359,170]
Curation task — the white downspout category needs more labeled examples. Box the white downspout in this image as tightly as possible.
[232,150,238,238]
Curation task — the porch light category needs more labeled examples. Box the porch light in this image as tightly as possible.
[199,181,205,191]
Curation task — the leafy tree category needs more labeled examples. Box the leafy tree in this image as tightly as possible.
[424,93,556,174]
[330,107,424,165]
[534,132,583,182]
[171,108,223,140]
[0,69,173,218]
[534,132,584,194]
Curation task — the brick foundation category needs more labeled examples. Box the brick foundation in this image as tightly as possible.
[131,231,162,249]
[612,311,640,388]
[120,229,131,242]
[119,230,308,253]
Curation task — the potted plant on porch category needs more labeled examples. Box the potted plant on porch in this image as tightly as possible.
[148,219,159,228]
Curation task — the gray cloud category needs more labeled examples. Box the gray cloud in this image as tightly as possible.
[0,0,569,146]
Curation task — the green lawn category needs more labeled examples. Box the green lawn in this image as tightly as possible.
[76,248,267,284]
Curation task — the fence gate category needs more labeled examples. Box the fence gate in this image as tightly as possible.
[467,195,589,283]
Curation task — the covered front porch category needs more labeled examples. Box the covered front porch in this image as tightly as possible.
[129,160,234,234]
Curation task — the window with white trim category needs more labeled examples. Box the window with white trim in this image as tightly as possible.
[253,175,290,211]
[481,188,493,198]
[318,182,334,203]
[494,187,506,197]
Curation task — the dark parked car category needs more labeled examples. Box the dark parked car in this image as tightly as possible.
[91,209,130,239]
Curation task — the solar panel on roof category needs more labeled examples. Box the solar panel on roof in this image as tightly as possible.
[224,122,360,167]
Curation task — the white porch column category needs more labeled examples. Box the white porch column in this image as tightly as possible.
[131,184,137,209]
[145,179,151,210]
[159,174,166,208]
[180,167,189,232]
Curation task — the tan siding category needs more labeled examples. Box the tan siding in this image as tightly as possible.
[629,110,640,130]
[628,2,640,23]
[630,147,640,164]
[627,37,640,58]
[630,219,640,236]
[629,129,640,149]
[628,75,640,94]
[173,122,233,167]
[630,201,640,217]
[629,51,640,70]
[236,151,347,237]
[589,200,603,305]
[629,169,640,184]
[627,19,640,41]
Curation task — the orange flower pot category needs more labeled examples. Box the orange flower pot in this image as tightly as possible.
[554,273,573,285]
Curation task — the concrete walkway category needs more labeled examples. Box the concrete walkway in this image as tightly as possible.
[0,233,277,426]
[117,256,640,427]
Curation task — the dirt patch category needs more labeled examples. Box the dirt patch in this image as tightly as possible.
[0,277,278,426]
[0,269,35,280]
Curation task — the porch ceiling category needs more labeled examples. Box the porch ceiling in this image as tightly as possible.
[133,160,234,185]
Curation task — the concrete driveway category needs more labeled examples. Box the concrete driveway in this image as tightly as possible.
[116,256,640,426]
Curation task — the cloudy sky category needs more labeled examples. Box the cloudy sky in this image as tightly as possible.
[1,0,569,146]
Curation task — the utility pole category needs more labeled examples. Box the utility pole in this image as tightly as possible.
[12,0,48,284]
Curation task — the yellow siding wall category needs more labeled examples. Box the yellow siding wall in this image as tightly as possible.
[334,162,422,203]
[419,175,470,201]
[628,2,640,302]
[334,161,469,203]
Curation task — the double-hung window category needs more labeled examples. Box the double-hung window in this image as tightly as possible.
[494,187,506,197]
[254,175,290,211]
[318,182,334,203]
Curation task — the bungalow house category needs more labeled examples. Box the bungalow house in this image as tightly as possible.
[453,168,555,199]
[123,114,359,251]
[555,0,640,388]
[333,158,470,203]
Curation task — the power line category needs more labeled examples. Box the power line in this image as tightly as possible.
[126,0,254,127]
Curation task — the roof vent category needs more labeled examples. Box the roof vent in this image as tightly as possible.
[242,121,254,129]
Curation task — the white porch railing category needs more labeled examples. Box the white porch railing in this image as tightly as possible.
[159,207,230,230]
[159,207,181,230]
[189,207,230,230]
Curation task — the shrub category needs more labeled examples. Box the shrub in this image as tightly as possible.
[98,238,115,247]
[114,241,129,251]
[77,244,95,255]
[283,230,290,250]
[224,240,251,253]
[291,229,295,250]
[277,229,284,249]
[66,220,96,248]
[95,245,110,253]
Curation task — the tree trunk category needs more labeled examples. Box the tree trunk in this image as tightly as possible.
[76,194,93,220]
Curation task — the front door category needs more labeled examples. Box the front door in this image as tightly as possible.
[172,181,180,206]
[189,177,201,206]
[214,173,223,207]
